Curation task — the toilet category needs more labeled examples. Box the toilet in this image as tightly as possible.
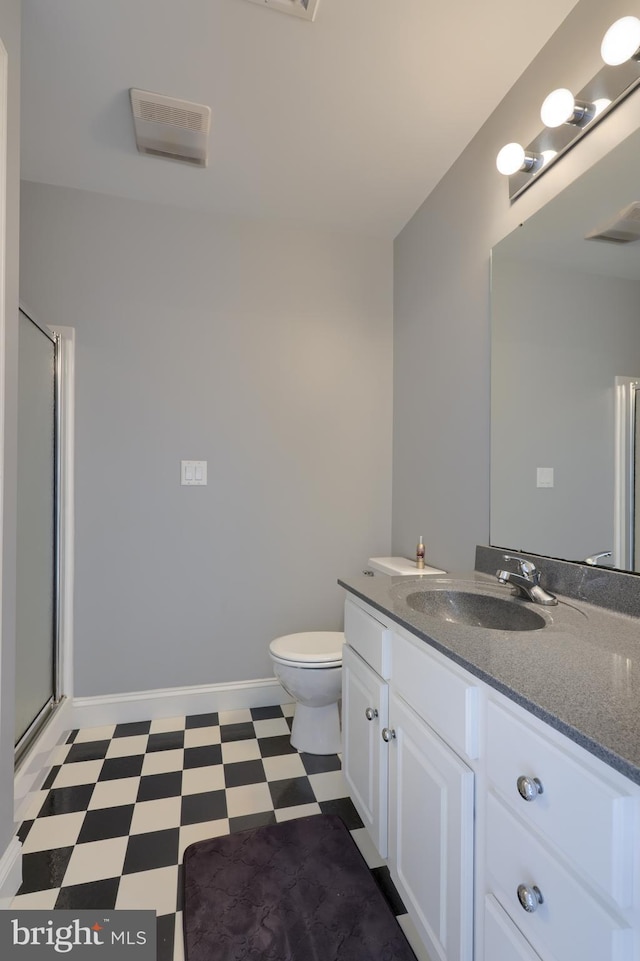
[269,631,344,755]
[269,558,446,755]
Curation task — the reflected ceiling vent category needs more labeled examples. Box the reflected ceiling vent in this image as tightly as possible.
[585,202,640,244]
[242,0,320,20]
[129,89,211,167]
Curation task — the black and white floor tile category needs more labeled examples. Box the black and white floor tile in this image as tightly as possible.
[12,705,426,961]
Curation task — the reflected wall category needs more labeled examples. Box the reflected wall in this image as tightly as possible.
[491,125,640,571]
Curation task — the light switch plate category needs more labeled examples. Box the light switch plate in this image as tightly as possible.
[536,467,554,488]
[181,460,207,485]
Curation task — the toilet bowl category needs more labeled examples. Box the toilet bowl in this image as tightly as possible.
[269,631,344,755]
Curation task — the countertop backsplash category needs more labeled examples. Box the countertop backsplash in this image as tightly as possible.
[475,545,640,620]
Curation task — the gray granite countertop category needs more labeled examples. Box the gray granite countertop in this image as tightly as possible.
[338,570,640,786]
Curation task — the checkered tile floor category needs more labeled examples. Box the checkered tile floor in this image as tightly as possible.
[12,705,416,961]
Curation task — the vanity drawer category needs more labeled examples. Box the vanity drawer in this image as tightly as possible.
[486,699,634,908]
[484,895,542,961]
[344,599,391,678]
[391,629,479,760]
[486,793,634,961]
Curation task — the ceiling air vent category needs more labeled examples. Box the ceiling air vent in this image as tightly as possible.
[585,202,640,245]
[242,0,320,21]
[129,89,211,167]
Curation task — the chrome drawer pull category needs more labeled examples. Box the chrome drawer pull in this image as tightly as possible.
[381,727,396,742]
[517,775,544,801]
[517,884,544,913]
[365,707,378,721]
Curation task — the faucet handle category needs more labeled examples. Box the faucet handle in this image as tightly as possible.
[503,554,538,578]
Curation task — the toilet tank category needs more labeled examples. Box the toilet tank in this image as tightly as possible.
[366,556,446,576]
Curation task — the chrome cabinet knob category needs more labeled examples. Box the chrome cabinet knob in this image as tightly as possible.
[381,727,396,742]
[517,884,544,913]
[517,775,544,801]
[365,707,378,721]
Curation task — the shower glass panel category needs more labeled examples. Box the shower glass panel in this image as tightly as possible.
[635,389,640,573]
[15,309,58,749]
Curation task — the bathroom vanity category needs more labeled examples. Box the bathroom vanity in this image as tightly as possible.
[340,560,640,961]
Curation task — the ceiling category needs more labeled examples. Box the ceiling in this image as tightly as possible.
[20,0,579,239]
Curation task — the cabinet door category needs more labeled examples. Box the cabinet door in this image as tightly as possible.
[388,692,474,961]
[342,644,389,857]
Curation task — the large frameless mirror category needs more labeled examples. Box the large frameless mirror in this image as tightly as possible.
[491,124,640,573]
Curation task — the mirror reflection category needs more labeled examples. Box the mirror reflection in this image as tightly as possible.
[491,125,640,573]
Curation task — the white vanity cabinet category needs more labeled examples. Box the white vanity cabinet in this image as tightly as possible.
[342,599,391,857]
[483,694,638,961]
[342,643,389,856]
[387,688,474,961]
[388,628,476,961]
[341,591,640,961]
[342,598,476,961]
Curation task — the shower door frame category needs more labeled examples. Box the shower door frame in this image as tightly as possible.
[614,375,640,572]
[14,308,70,764]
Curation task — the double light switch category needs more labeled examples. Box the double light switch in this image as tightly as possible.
[181,460,207,486]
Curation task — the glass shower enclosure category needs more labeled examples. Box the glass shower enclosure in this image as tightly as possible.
[15,308,61,759]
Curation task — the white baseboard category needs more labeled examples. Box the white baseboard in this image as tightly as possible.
[71,677,289,731]
[13,678,288,827]
[0,836,22,907]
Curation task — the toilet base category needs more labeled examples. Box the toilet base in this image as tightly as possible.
[290,701,342,755]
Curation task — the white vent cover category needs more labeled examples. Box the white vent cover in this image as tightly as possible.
[242,0,319,20]
[585,202,640,245]
[129,89,211,167]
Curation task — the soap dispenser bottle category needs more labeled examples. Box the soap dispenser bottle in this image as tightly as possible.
[416,536,425,569]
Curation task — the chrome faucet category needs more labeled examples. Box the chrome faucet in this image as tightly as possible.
[584,550,612,567]
[496,555,558,606]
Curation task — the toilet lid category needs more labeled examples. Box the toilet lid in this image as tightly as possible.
[269,631,344,665]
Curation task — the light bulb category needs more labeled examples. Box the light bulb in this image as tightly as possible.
[496,142,525,176]
[540,88,576,127]
[540,88,595,128]
[601,16,640,66]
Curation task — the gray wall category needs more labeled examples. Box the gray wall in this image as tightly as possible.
[491,257,640,560]
[392,0,640,572]
[20,184,392,697]
[0,0,22,861]
[17,0,640,706]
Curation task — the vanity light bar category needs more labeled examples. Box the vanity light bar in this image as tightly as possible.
[497,15,640,201]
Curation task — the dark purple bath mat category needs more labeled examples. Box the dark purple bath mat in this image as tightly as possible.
[182,814,417,961]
